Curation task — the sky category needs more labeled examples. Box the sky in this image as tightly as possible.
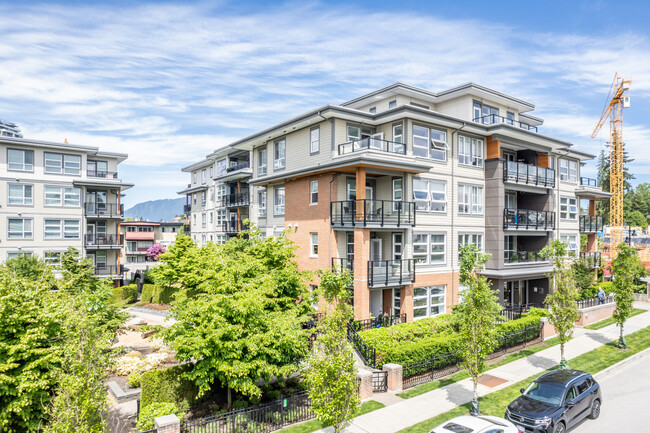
[1,0,650,207]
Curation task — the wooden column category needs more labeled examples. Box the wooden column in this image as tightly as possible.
[486,136,501,159]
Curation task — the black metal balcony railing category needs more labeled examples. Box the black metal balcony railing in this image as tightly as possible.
[330,200,415,227]
[222,220,249,234]
[331,257,354,273]
[504,250,547,264]
[580,215,604,233]
[94,265,123,276]
[503,209,555,230]
[504,161,555,188]
[85,233,124,246]
[337,137,406,156]
[352,313,408,331]
[580,251,602,268]
[225,161,250,173]
[473,114,538,132]
[580,177,598,187]
[223,192,250,207]
[87,169,118,179]
[184,204,191,214]
[368,259,415,287]
[84,203,124,217]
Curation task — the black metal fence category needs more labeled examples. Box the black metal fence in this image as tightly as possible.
[580,251,602,268]
[487,323,544,360]
[351,313,407,331]
[368,259,415,287]
[576,296,614,309]
[347,323,377,368]
[579,215,604,233]
[330,199,416,227]
[180,391,313,433]
[372,371,388,392]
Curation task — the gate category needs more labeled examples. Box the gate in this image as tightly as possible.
[372,371,388,392]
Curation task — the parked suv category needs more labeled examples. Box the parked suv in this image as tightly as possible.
[505,369,601,433]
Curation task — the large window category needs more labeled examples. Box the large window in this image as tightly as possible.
[413,233,446,265]
[413,285,446,319]
[310,127,320,154]
[216,184,225,204]
[412,125,447,161]
[7,148,34,172]
[87,160,108,177]
[458,135,484,167]
[201,169,206,184]
[274,139,286,170]
[504,236,516,260]
[8,218,33,239]
[310,180,318,204]
[413,179,446,212]
[258,190,267,217]
[458,184,483,215]
[560,196,578,220]
[393,123,403,144]
[310,233,318,257]
[217,210,226,226]
[44,219,80,239]
[473,101,499,123]
[8,184,33,206]
[216,159,227,176]
[274,186,285,216]
[44,152,81,175]
[258,148,267,176]
[44,186,81,207]
[393,178,403,211]
[201,191,206,206]
[560,234,579,256]
[559,159,577,183]
[347,125,361,141]
[458,234,483,256]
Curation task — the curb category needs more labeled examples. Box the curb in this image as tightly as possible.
[593,347,650,380]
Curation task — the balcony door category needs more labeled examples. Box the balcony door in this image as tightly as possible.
[370,238,382,263]
[505,280,528,306]
[370,290,383,319]
[369,132,384,150]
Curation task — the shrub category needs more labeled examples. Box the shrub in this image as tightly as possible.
[111,284,138,304]
[140,284,177,304]
[137,402,185,431]
[139,364,198,412]
[128,373,141,388]
[141,284,155,303]
[592,281,615,295]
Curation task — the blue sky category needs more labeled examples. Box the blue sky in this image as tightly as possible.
[1,0,650,207]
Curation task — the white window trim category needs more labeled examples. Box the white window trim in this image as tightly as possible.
[258,148,267,176]
[8,217,33,239]
[310,127,320,154]
[559,159,578,183]
[413,233,446,266]
[310,180,318,205]
[274,186,285,216]
[458,135,484,168]
[258,190,267,217]
[310,232,319,257]
[8,183,33,206]
[274,139,286,170]
[458,184,484,215]
[7,148,34,172]
[413,285,446,320]
[560,196,578,220]
[44,152,81,176]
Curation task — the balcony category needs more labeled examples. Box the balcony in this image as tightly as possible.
[337,137,406,156]
[184,204,191,214]
[87,169,118,179]
[85,203,124,218]
[215,161,252,181]
[504,250,547,264]
[504,161,555,188]
[580,251,602,268]
[330,200,415,228]
[368,259,415,288]
[503,209,555,231]
[473,114,538,132]
[85,233,124,248]
[580,177,598,187]
[223,192,250,207]
[580,215,603,233]
[222,220,249,234]
[94,265,124,277]
[332,257,354,273]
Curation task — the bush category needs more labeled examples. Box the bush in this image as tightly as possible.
[111,284,138,304]
[141,284,155,303]
[140,284,177,304]
[137,402,185,431]
[139,364,198,412]
[591,281,615,295]
[128,372,141,388]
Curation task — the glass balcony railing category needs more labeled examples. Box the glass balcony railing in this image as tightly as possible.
[337,137,406,156]
[504,250,547,264]
[84,203,124,218]
[580,177,598,187]
[223,192,250,207]
[503,209,555,230]
[473,114,538,132]
[503,161,555,188]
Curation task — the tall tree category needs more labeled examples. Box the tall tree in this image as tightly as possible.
[610,243,640,348]
[542,241,580,368]
[304,270,358,433]
[456,244,501,416]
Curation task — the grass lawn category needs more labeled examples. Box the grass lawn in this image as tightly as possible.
[397,337,560,399]
[584,308,647,330]
[397,325,650,433]
[278,400,385,433]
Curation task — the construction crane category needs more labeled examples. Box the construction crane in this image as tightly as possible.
[592,73,631,259]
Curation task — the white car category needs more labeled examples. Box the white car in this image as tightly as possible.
[429,415,522,433]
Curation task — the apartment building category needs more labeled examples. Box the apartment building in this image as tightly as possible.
[181,83,609,321]
[122,220,184,267]
[0,135,132,279]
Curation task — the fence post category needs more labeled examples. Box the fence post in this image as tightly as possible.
[357,370,373,400]
[154,414,180,433]
[383,364,403,392]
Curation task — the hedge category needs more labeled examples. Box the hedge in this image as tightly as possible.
[139,364,198,412]
[141,284,177,304]
[111,284,138,304]
[137,402,185,431]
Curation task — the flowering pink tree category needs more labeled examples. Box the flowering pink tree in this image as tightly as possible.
[146,244,166,262]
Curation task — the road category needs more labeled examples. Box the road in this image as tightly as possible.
[570,349,650,433]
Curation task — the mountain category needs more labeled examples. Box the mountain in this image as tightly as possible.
[125,198,185,221]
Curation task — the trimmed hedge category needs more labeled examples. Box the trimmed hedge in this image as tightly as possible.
[141,284,177,304]
[139,364,198,412]
[137,402,185,431]
[112,284,138,304]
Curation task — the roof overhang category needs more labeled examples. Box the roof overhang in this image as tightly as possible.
[73,180,133,190]
[481,265,553,279]
[575,189,612,199]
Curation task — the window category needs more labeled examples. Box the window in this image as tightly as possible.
[347,125,361,141]
[201,213,206,227]
[8,148,33,172]
[45,152,81,175]
[560,234,579,256]
[199,191,205,206]
[310,233,318,257]
[87,160,108,177]
[8,184,33,205]
[44,186,80,207]
[258,190,267,217]
[201,169,206,184]
[217,159,227,176]
[413,179,446,212]
[274,139,286,170]
[506,112,515,125]
[216,184,225,204]
[413,233,446,265]
[8,252,32,260]
[459,234,484,256]
[310,180,318,204]
[560,197,578,220]
[393,288,401,315]
[412,125,447,161]
[392,179,403,211]
[217,210,226,226]
[44,219,80,239]
[310,127,320,154]
[217,235,227,244]
[8,218,33,239]
[274,186,285,215]
[210,166,213,178]
[413,285,446,319]
[388,100,397,109]
[458,184,483,215]
[559,159,577,183]
[504,236,516,260]
[44,251,63,265]
[369,107,376,114]
[193,172,197,184]
[473,101,499,123]
[393,124,403,144]
[209,212,213,224]
[458,136,484,167]
[258,148,267,176]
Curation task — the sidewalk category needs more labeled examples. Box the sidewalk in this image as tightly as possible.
[316,301,650,433]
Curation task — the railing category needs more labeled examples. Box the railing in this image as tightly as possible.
[222,192,250,207]
[580,251,602,268]
[225,161,250,173]
[222,220,249,234]
[580,177,598,187]
[351,313,407,331]
[473,114,538,132]
[183,204,191,214]
[85,203,123,217]
[330,199,415,227]
[580,215,603,233]
[179,391,313,433]
[576,295,614,309]
[85,233,124,246]
[337,137,406,156]
[503,209,555,230]
[94,265,123,276]
[372,371,388,393]
[368,259,415,287]
[504,250,547,264]
[346,323,377,368]
[503,161,555,188]
[87,169,118,179]
[331,257,354,273]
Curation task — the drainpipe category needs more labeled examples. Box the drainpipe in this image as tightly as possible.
[449,122,467,306]
[329,173,340,268]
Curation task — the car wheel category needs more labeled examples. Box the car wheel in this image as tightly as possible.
[589,399,601,419]
[554,422,566,433]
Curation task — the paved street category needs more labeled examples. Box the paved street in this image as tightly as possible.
[570,348,650,433]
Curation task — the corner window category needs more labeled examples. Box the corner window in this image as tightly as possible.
[8,218,33,239]
[8,184,33,206]
[7,148,34,172]
[274,139,286,170]
[458,135,484,167]
[559,159,577,183]
[413,179,446,212]
[310,127,320,154]
[458,184,483,215]
[274,186,285,216]
[560,197,578,220]
[258,148,267,176]
[258,190,267,217]
[310,233,318,257]
[310,180,318,204]
[413,285,446,319]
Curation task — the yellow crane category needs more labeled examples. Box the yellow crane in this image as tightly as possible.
[592,73,631,259]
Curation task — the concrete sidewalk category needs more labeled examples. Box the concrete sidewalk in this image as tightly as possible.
[315,302,650,433]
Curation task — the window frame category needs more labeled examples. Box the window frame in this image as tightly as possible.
[310,127,320,155]
[459,233,484,257]
[8,183,33,206]
[257,147,267,176]
[412,123,447,161]
[392,178,403,211]
[458,184,484,215]
[559,158,578,183]
[7,148,34,172]
[44,185,81,207]
[8,217,33,239]
[216,159,227,176]
[388,100,397,109]
[560,196,578,220]
[310,180,318,205]
[44,152,81,176]
[560,234,579,255]
[458,135,484,168]
[258,190,267,217]
[392,123,403,144]
[274,139,286,170]
[44,219,80,240]
[310,232,319,257]
[413,178,446,213]
[274,186,285,216]
[413,285,446,320]
[413,233,446,266]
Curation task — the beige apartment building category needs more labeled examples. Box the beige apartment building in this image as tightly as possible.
[122,220,184,274]
[0,135,131,279]
[181,83,609,321]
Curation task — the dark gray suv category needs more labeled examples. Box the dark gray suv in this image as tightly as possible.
[505,369,601,433]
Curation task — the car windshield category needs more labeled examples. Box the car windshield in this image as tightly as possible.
[523,381,565,405]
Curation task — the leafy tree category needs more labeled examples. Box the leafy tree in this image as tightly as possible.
[146,244,166,262]
[305,270,357,433]
[456,244,501,415]
[573,260,595,292]
[4,255,53,282]
[610,243,640,348]
[625,209,647,229]
[542,241,580,368]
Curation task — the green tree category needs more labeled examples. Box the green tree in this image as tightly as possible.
[456,244,501,415]
[304,270,358,433]
[573,260,595,292]
[625,209,648,229]
[542,240,580,368]
[4,255,53,282]
[610,243,640,348]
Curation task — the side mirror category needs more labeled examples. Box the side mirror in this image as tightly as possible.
[565,400,576,408]
[520,388,525,394]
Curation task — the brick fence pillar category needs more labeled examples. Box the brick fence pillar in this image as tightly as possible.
[357,369,373,400]
[154,414,180,433]
[383,363,403,392]
[540,317,557,340]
